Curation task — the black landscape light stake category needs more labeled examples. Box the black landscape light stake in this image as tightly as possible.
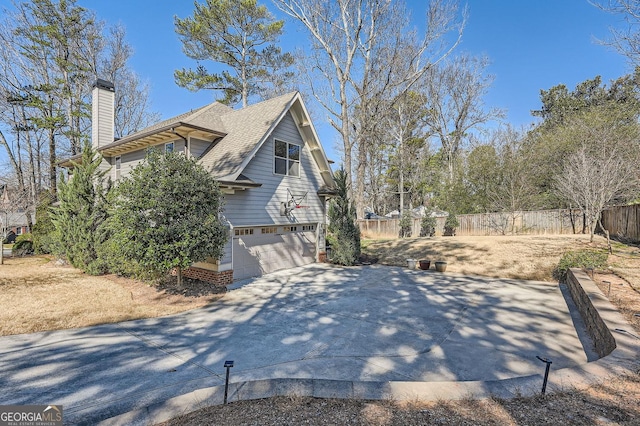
[536,356,552,395]
[224,360,234,404]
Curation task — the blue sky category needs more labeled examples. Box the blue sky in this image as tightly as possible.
[0,0,632,165]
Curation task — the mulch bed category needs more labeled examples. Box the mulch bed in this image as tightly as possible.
[156,275,228,298]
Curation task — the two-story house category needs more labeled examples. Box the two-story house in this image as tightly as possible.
[63,80,335,283]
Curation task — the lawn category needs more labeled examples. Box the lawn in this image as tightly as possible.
[364,234,598,280]
[0,256,222,336]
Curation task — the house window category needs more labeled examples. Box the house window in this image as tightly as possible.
[274,139,300,177]
[234,228,254,236]
[261,227,277,234]
[165,142,174,153]
[16,227,22,235]
[302,225,316,232]
[115,156,121,179]
[283,226,298,232]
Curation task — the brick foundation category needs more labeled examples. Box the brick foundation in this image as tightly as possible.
[172,267,234,286]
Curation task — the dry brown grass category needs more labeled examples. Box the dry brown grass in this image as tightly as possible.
[362,234,611,282]
[0,256,222,336]
[161,372,640,425]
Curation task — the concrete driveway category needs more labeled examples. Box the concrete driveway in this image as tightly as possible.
[0,264,593,424]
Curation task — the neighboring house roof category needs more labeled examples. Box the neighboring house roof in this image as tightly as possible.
[0,186,32,229]
[61,92,335,189]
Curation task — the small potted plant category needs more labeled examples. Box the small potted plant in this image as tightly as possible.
[435,261,447,272]
[443,213,459,236]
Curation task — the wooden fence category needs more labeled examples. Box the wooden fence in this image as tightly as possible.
[601,204,640,243]
[358,209,586,239]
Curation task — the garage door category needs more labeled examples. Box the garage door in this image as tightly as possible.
[232,226,317,280]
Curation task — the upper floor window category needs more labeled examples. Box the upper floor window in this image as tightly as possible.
[165,142,174,153]
[274,139,300,177]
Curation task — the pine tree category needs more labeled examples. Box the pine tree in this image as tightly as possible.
[175,0,294,107]
[51,143,110,273]
[327,168,361,265]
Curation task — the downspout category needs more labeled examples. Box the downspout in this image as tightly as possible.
[170,128,188,152]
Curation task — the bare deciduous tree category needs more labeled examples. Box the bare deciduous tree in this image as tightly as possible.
[554,113,640,242]
[488,127,539,234]
[594,0,640,64]
[0,0,159,199]
[274,0,465,217]
[424,53,504,181]
[101,25,162,138]
[385,91,429,215]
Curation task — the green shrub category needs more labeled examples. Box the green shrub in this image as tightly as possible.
[15,233,32,243]
[399,210,412,238]
[13,239,34,256]
[52,143,111,272]
[445,213,459,229]
[553,249,609,282]
[32,193,57,254]
[444,213,459,236]
[419,214,436,237]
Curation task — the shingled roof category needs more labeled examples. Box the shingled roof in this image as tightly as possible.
[63,91,334,189]
[199,91,333,188]
[198,92,298,178]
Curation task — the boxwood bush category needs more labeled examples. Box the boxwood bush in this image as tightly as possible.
[553,249,609,282]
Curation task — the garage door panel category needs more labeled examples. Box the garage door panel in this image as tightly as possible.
[233,230,316,280]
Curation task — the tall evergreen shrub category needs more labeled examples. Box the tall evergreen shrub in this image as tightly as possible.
[327,168,361,265]
[31,192,57,254]
[51,143,111,274]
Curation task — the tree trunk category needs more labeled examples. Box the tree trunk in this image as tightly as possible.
[589,215,597,243]
[597,218,612,254]
[176,266,183,288]
[568,208,576,234]
[340,84,353,206]
[48,129,57,195]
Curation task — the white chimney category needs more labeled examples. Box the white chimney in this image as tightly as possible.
[92,79,115,149]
